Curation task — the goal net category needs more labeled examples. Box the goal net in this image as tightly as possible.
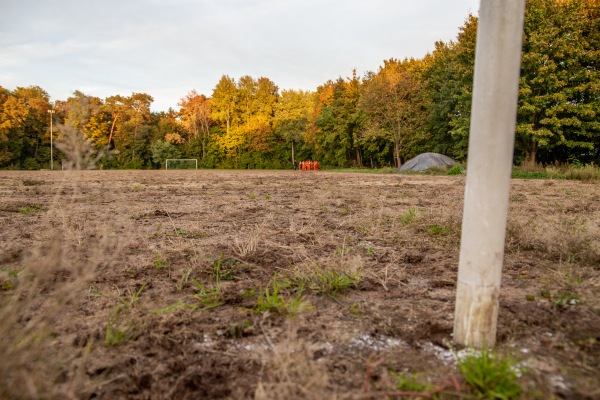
[165,159,198,170]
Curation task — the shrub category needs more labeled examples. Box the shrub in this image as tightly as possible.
[447,163,466,175]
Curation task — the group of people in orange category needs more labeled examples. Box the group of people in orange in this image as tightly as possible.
[298,160,319,171]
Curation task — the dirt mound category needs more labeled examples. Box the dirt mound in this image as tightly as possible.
[400,152,456,172]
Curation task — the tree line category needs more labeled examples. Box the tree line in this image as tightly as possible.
[1,0,597,170]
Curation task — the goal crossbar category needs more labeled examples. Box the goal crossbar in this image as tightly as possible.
[165,159,198,170]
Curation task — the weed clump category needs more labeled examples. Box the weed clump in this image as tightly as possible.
[255,329,331,400]
[447,163,466,175]
[458,349,522,399]
[255,279,311,316]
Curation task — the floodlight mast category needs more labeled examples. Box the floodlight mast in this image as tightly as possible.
[453,0,526,348]
[47,109,55,170]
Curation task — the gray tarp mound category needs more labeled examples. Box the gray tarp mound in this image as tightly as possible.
[399,152,456,172]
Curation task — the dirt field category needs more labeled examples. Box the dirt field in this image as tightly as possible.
[0,170,598,399]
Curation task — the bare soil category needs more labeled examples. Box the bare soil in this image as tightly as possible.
[0,170,598,399]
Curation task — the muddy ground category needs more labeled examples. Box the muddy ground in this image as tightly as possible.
[0,170,598,399]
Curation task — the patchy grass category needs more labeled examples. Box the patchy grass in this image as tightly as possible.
[514,161,600,181]
[0,170,598,399]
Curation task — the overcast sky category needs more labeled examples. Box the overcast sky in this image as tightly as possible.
[1,0,480,111]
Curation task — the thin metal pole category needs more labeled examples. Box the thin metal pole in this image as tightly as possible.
[453,0,526,348]
[48,109,55,170]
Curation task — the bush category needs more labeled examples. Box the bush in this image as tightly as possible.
[447,163,466,175]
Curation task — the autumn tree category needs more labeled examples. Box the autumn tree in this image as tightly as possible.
[179,90,211,159]
[274,89,314,166]
[57,91,109,148]
[360,59,426,168]
[211,75,237,136]
[0,86,52,168]
[244,77,278,158]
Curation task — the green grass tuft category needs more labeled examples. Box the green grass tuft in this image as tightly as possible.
[153,252,168,270]
[400,207,417,224]
[458,349,522,399]
[310,270,360,298]
[255,279,311,316]
[428,224,450,236]
[18,205,42,214]
[391,371,436,396]
[192,280,225,310]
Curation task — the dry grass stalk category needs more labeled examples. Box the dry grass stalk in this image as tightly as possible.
[254,326,332,400]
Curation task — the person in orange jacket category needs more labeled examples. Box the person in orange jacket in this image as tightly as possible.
[314,160,319,171]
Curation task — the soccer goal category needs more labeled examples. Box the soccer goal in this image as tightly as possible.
[165,159,198,170]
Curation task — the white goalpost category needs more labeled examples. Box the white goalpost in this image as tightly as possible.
[165,159,198,170]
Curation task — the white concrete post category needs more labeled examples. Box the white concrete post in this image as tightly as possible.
[453,0,526,348]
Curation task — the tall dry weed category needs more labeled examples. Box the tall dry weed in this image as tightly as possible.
[506,214,600,266]
[231,225,266,259]
[0,127,115,399]
[254,326,332,400]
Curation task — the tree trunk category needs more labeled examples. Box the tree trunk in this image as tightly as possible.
[355,147,363,167]
[394,141,401,169]
[529,138,537,163]
[226,108,231,136]
[108,114,118,146]
[291,141,295,165]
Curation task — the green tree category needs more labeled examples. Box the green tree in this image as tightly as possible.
[109,93,155,168]
[422,15,477,160]
[517,0,600,163]
[150,139,181,168]
[312,72,365,167]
